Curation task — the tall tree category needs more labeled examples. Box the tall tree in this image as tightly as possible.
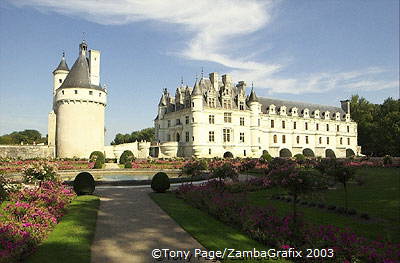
[111,128,155,145]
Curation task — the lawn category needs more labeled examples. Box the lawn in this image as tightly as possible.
[247,167,400,242]
[26,195,100,263]
[150,192,290,263]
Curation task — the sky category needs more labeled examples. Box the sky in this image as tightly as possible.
[0,0,398,144]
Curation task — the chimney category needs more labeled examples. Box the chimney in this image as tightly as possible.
[209,72,218,90]
[340,100,350,114]
[222,74,232,86]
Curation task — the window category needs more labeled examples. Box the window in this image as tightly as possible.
[347,138,350,145]
[176,119,181,125]
[273,135,277,143]
[282,135,286,143]
[240,117,245,126]
[319,137,322,144]
[209,115,215,124]
[185,116,189,124]
[294,122,297,129]
[167,134,171,141]
[209,149,212,155]
[192,136,194,141]
[209,131,215,142]
[326,124,329,131]
[167,120,171,127]
[347,126,350,133]
[99,93,101,97]
[240,132,245,143]
[244,150,246,156]
[89,90,93,95]
[192,117,194,123]
[282,121,285,129]
[74,90,78,94]
[59,79,62,83]
[305,122,308,130]
[258,119,260,126]
[296,136,300,144]
[224,113,232,123]
[239,101,245,110]
[61,90,64,95]
[223,99,231,109]
[316,123,319,131]
[337,125,339,132]
[340,137,343,144]
[327,137,330,144]
[306,136,309,144]
[223,129,231,142]
[185,132,189,142]
[208,98,216,107]
[271,120,274,128]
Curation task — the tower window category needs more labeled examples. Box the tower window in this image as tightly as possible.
[244,150,246,156]
[89,91,93,95]
[271,120,274,128]
[240,117,244,126]
[347,126,350,133]
[240,132,245,143]
[239,101,245,110]
[337,125,339,132]
[326,124,329,131]
[59,79,62,83]
[294,122,297,129]
[74,90,78,94]
[305,122,308,130]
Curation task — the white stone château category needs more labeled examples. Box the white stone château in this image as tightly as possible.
[154,72,361,158]
[48,41,149,159]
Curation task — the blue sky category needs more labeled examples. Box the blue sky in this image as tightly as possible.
[0,0,398,144]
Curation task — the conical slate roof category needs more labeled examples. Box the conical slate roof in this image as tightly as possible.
[191,80,202,96]
[248,88,259,103]
[53,56,69,73]
[60,54,91,89]
[159,93,167,106]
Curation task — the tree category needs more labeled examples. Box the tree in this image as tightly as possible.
[111,128,155,145]
[328,164,356,211]
[0,129,47,145]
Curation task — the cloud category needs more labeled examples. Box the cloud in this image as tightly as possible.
[10,0,398,94]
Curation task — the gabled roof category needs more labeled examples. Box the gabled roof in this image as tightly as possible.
[59,54,92,89]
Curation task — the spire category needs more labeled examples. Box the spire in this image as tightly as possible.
[180,76,184,86]
[248,83,258,103]
[159,93,167,106]
[79,40,88,56]
[53,52,69,73]
[201,67,204,79]
[192,78,202,96]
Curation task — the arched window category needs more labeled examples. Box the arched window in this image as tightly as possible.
[273,135,277,143]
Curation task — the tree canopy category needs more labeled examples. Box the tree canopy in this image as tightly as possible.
[350,95,399,156]
[0,130,47,145]
[111,127,154,145]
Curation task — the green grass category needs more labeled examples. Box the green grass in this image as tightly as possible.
[26,195,100,263]
[247,167,400,242]
[150,192,290,263]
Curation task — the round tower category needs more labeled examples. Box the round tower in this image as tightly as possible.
[191,79,204,157]
[54,41,107,158]
[52,53,69,107]
[248,86,261,156]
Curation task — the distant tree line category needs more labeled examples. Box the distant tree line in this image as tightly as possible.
[350,95,399,156]
[111,127,154,145]
[0,130,47,145]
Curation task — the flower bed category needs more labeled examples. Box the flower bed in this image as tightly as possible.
[0,159,91,174]
[176,181,399,262]
[129,159,187,169]
[0,181,75,262]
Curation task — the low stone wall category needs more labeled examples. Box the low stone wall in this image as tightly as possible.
[0,145,55,159]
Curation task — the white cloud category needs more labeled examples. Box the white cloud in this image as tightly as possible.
[10,0,398,94]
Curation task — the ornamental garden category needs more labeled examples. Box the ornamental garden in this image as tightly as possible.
[0,154,399,262]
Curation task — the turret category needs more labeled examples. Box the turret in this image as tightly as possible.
[52,53,69,96]
[158,89,168,119]
[191,79,203,111]
[248,85,261,154]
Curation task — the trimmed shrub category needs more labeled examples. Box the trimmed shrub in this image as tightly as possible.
[124,159,133,168]
[93,158,103,169]
[260,150,272,162]
[151,172,170,193]
[279,148,292,158]
[73,172,95,195]
[302,148,315,157]
[119,150,134,164]
[294,153,306,161]
[89,151,105,164]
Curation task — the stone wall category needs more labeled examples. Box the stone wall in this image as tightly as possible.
[104,141,150,161]
[0,145,56,159]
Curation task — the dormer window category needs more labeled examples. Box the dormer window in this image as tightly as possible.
[291,107,298,116]
[324,111,330,120]
[269,105,276,114]
[314,110,320,118]
[59,79,62,83]
[303,109,309,118]
[279,106,287,115]
[335,112,341,120]
[239,101,245,110]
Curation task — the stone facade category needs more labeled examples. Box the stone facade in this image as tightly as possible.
[154,72,360,158]
[0,145,55,160]
[104,141,151,161]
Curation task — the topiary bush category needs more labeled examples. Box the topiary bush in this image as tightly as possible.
[124,159,133,168]
[73,172,95,195]
[294,153,306,161]
[260,150,272,162]
[89,151,105,164]
[223,151,234,159]
[93,158,103,169]
[119,150,134,164]
[151,172,170,193]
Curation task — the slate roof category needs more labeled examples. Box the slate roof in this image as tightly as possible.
[53,56,69,73]
[59,54,102,90]
[248,88,259,103]
[258,97,344,115]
